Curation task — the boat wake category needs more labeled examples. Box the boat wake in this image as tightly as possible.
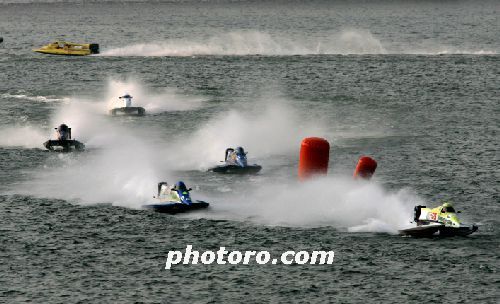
[4,82,422,233]
[0,126,47,149]
[100,30,386,56]
[1,92,70,104]
[9,90,421,233]
[100,30,497,56]
[0,79,206,149]
[104,78,205,113]
[162,97,328,170]
[183,176,422,234]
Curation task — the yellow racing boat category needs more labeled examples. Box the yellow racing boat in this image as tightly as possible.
[34,41,99,56]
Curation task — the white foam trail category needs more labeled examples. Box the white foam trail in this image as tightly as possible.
[1,93,70,103]
[101,30,497,56]
[0,78,205,149]
[189,177,422,233]
[0,126,47,148]
[19,100,174,207]
[165,99,327,170]
[49,98,107,147]
[101,30,387,56]
[23,137,170,208]
[13,88,421,233]
[0,98,108,149]
[15,79,206,206]
[400,42,498,55]
[335,30,386,54]
[429,49,496,55]
[105,78,204,113]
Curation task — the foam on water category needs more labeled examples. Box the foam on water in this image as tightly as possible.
[19,95,325,204]
[1,93,70,103]
[186,176,422,233]
[164,98,327,170]
[24,138,169,209]
[8,78,206,206]
[18,102,172,208]
[0,79,205,149]
[0,126,47,148]
[105,78,204,113]
[14,89,422,233]
[101,30,387,56]
[100,30,497,56]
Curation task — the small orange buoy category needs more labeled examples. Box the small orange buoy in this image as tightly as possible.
[353,156,377,180]
[298,137,330,180]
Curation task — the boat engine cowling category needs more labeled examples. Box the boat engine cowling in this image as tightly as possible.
[89,43,99,54]
[157,182,169,197]
[414,205,426,222]
[119,94,133,107]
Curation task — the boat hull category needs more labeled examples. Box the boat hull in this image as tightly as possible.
[109,107,146,116]
[43,139,85,152]
[439,225,478,236]
[143,201,209,214]
[34,49,92,56]
[209,164,262,174]
[399,223,443,237]
[399,223,478,237]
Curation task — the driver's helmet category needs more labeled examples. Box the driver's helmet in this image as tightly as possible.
[235,146,245,155]
[441,202,455,213]
[57,124,69,132]
[122,94,132,99]
[57,124,69,139]
[175,181,188,193]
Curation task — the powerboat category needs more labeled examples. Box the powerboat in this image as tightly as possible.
[109,94,145,116]
[34,41,99,56]
[43,124,85,152]
[143,181,209,214]
[208,147,262,174]
[399,203,478,237]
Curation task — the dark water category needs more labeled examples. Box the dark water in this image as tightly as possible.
[1,1,499,303]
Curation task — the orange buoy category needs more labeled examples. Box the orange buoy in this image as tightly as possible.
[298,137,330,180]
[353,156,377,180]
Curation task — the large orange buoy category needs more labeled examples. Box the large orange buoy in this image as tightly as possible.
[298,137,330,180]
[353,156,377,180]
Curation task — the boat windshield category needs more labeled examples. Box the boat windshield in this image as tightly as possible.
[442,207,456,213]
[175,181,188,193]
[445,206,456,213]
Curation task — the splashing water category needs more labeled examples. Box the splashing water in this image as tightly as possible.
[105,78,204,113]
[164,98,327,170]
[0,78,206,149]
[0,126,47,149]
[17,101,175,207]
[100,30,497,56]
[1,93,70,104]
[183,176,422,233]
[101,30,387,56]
[10,85,421,233]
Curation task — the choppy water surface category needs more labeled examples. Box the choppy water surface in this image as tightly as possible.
[0,1,499,303]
